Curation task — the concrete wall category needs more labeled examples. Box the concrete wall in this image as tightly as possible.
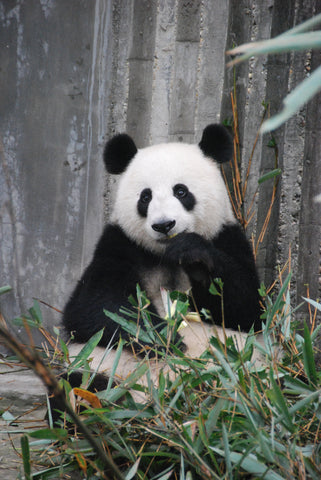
[1,0,320,343]
[0,1,111,338]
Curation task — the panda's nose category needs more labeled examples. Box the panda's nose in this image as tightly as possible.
[152,220,176,235]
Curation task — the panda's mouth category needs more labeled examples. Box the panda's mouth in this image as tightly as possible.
[168,233,178,239]
[156,232,180,243]
[157,237,171,244]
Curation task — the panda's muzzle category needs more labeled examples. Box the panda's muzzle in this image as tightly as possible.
[152,220,176,235]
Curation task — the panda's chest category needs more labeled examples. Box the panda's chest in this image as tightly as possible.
[139,265,191,318]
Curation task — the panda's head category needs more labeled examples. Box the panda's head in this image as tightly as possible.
[104,124,236,252]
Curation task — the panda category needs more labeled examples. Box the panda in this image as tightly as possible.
[61,124,262,404]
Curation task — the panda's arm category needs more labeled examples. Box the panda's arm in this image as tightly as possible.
[164,225,261,332]
[62,225,161,349]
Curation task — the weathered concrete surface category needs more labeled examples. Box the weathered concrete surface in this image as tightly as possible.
[0,362,47,479]
[0,1,110,339]
[297,48,321,307]
[254,0,295,286]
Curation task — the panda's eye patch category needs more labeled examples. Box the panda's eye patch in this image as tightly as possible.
[173,184,188,198]
[140,188,152,203]
[173,183,196,211]
[137,188,152,217]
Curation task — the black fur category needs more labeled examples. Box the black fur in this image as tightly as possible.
[63,224,261,353]
[137,188,152,217]
[164,227,261,332]
[103,133,137,174]
[138,184,195,219]
[48,371,110,426]
[199,124,233,163]
[104,124,232,176]
[173,184,196,211]
[63,224,167,351]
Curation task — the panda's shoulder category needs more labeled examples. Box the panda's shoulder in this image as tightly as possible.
[94,224,138,257]
[93,224,158,265]
[213,223,253,257]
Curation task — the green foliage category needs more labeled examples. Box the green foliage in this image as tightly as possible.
[21,435,31,480]
[58,346,319,477]
[0,285,12,295]
[12,298,44,329]
[104,285,187,355]
[228,13,321,132]
[2,284,320,479]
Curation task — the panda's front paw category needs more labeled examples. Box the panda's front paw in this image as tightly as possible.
[164,233,213,280]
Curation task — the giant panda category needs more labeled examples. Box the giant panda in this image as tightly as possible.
[60,124,262,404]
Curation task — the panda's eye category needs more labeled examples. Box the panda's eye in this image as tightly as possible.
[173,184,188,199]
[173,183,196,211]
[137,188,152,217]
[140,188,152,203]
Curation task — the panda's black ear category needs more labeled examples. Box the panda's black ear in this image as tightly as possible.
[103,133,138,174]
[199,124,233,164]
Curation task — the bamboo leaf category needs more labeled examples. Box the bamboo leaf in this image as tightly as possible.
[73,388,102,408]
[75,452,87,475]
[228,31,321,61]
[268,370,295,433]
[28,463,75,479]
[258,169,282,184]
[256,430,275,463]
[69,328,105,370]
[0,285,12,296]
[125,458,140,480]
[104,361,150,403]
[205,397,226,435]
[106,409,154,420]
[155,468,175,480]
[105,338,126,393]
[310,324,321,342]
[104,309,153,344]
[58,336,70,360]
[210,447,284,480]
[29,428,68,440]
[29,299,43,324]
[303,321,318,385]
[283,375,315,395]
[303,297,321,311]
[2,410,15,422]
[261,65,321,132]
[280,12,321,37]
[227,13,321,132]
[222,423,233,478]
[267,272,292,328]
[211,348,238,385]
[288,390,321,416]
[21,435,31,480]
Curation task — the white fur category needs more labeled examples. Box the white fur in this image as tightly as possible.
[111,143,236,253]
[68,325,264,402]
[140,266,190,318]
